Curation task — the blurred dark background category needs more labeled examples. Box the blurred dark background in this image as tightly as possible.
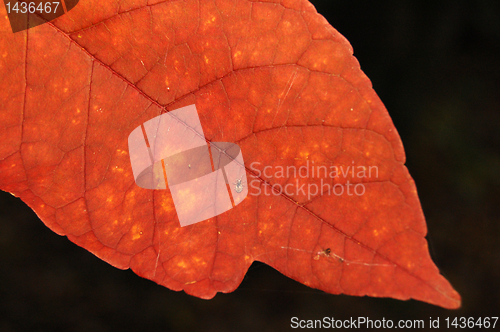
[1,0,499,331]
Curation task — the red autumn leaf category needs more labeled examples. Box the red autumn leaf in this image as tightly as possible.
[0,0,460,308]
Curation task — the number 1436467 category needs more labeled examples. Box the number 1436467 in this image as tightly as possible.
[445,317,498,329]
[5,1,60,14]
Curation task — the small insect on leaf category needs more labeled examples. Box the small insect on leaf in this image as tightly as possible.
[234,178,244,193]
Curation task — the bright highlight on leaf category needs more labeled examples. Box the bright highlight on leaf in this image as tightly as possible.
[0,0,460,309]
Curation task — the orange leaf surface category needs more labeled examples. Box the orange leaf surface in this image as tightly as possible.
[0,0,460,308]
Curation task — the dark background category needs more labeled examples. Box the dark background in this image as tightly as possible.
[1,0,499,331]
